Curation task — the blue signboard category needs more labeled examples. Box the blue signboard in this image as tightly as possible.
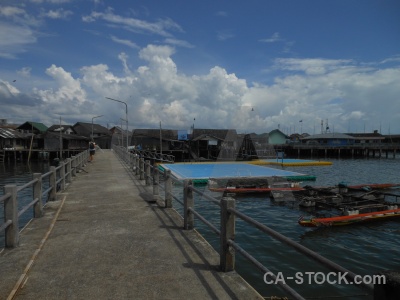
[178,130,188,140]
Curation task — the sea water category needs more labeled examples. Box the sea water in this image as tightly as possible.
[174,158,400,299]
[1,158,399,299]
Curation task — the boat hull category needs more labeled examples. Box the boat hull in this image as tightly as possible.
[209,187,304,193]
[299,208,400,227]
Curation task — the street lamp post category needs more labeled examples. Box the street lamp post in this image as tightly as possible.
[105,97,128,151]
[91,115,103,142]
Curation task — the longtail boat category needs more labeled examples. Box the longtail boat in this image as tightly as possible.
[208,185,304,193]
[298,205,400,227]
[346,183,400,190]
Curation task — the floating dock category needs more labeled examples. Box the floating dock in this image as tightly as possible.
[250,158,332,167]
[160,162,316,183]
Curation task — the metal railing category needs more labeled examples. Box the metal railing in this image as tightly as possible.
[0,150,89,248]
[128,148,175,163]
[113,145,386,299]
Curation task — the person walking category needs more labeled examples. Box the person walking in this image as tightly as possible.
[89,141,96,162]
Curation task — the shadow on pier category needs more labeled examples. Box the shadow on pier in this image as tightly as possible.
[0,150,262,300]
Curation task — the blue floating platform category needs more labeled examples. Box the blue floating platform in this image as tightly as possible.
[160,162,316,183]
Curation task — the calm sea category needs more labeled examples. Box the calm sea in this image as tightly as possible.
[1,158,399,299]
[174,158,400,299]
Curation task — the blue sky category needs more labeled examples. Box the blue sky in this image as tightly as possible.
[1,0,399,135]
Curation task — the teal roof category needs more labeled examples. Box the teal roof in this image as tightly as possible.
[28,122,48,133]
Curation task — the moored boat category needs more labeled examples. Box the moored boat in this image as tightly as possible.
[299,205,400,227]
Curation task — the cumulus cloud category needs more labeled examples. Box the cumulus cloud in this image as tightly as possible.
[35,64,87,105]
[9,44,400,134]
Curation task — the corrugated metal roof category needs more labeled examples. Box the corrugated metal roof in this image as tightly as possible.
[0,128,28,139]
[302,133,355,140]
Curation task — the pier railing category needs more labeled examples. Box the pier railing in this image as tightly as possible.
[0,150,89,248]
[112,146,381,300]
[128,148,175,163]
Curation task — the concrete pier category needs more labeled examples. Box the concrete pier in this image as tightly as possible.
[0,150,262,300]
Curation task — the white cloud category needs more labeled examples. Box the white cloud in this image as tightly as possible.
[17,67,32,77]
[35,64,87,105]
[0,23,37,59]
[217,30,234,41]
[111,35,139,49]
[5,44,400,134]
[259,32,282,43]
[82,9,182,37]
[164,38,194,48]
[40,8,73,19]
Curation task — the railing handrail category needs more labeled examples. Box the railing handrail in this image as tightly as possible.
[112,145,377,299]
[0,150,89,248]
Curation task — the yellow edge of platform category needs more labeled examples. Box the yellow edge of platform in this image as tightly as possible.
[249,160,332,167]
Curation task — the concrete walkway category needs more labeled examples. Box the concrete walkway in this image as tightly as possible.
[0,150,262,300]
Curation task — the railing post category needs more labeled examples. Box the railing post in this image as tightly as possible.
[71,156,76,177]
[4,185,19,247]
[130,153,134,171]
[49,166,57,201]
[135,155,139,176]
[184,179,194,230]
[220,197,236,272]
[153,165,159,200]
[33,173,43,218]
[66,158,72,183]
[60,161,66,190]
[139,158,145,180]
[165,169,172,208]
[145,160,151,185]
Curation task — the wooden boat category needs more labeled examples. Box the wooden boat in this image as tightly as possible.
[299,205,400,227]
[209,186,304,193]
[346,183,400,190]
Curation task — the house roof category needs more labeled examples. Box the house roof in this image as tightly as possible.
[192,134,223,142]
[302,133,355,140]
[47,124,75,133]
[345,132,385,139]
[133,129,179,141]
[17,121,48,133]
[193,129,237,141]
[0,128,29,139]
[269,129,289,138]
[72,122,111,135]
[39,131,88,140]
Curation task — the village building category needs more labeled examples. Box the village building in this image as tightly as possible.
[268,129,289,145]
[72,122,112,149]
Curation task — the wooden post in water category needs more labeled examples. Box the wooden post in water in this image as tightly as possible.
[4,185,19,247]
[183,179,194,230]
[220,196,235,272]
[33,173,43,218]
